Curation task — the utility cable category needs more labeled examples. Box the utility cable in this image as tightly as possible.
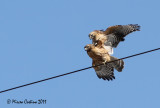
[0,48,160,94]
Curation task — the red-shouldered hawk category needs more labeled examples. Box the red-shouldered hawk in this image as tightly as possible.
[88,24,140,55]
[84,44,124,80]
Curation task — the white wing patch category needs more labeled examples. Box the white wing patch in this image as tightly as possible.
[104,46,113,55]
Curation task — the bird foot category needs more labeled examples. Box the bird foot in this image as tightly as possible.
[102,61,107,65]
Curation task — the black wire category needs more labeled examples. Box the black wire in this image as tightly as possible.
[0,48,160,94]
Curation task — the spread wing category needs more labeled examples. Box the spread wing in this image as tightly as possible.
[104,24,140,48]
[95,63,115,81]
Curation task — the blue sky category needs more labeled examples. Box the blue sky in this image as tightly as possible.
[0,0,160,108]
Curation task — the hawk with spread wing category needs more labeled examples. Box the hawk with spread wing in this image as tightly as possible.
[89,24,140,55]
[84,44,124,80]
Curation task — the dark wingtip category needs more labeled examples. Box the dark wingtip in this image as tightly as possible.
[129,24,141,31]
[99,76,115,81]
[121,38,125,41]
[100,29,104,32]
[112,76,115,79]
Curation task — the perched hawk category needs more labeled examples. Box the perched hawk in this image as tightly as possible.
[89,24,140,55]
[84,44,124,80]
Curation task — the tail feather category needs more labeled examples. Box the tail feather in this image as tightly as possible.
[110,56,124,72]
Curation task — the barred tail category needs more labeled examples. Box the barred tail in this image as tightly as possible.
[110,56,124,72]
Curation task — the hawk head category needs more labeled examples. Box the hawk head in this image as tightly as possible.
[88,30,102,40]
[84,44,93,52]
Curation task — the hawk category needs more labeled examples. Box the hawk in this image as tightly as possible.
[84,44,124,80]
[88,24,140,55]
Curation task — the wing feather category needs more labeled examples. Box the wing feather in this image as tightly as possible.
[104,24,140,48]
[95,63,115,81]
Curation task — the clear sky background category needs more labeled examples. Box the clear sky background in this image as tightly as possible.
[0,0,160,108]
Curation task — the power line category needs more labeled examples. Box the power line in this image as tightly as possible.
[0,48,160,94]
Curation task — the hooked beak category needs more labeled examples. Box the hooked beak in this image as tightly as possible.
[88,35,92,40]
[84,47,88,51]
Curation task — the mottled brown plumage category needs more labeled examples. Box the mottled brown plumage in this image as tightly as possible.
[84,44,124,80]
